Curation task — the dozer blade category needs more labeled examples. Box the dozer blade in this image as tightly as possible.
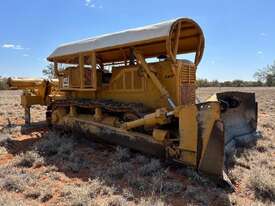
[215,92,259,158]
[198,120,225,178]
[196,102,225,178]
[197,92,258,183]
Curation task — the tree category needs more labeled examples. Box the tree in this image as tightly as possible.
[266,74,275,86]
[197,78,209,87]
[254,61,275,86]
[253,69,267,82]
[42,63,55,79]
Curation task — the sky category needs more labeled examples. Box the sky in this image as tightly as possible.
[0,0,274,81]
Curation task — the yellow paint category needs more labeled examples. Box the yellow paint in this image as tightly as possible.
[153,129,169,142]
[198,102,221,167]
[178,105,198,166]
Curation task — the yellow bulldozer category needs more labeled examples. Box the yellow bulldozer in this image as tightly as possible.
[8,18,258,182]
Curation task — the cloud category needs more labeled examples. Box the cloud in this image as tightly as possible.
[2,43,25,50]
[257,51,263,55]
[85,0,95,7]
[84,0,101,8]
[2,44,15,48]
[260,32,267,37]
[23,54,29,57]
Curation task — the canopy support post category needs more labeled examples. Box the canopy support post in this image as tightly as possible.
[91,52,97,89]
[79,54,84,89]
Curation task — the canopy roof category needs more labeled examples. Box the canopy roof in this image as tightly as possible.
[48,17,205,65]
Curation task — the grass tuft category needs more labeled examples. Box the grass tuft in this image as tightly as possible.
[139,159,161,176]
[114,146,131,162]
[14,151,44,168]
[249,168,275,202]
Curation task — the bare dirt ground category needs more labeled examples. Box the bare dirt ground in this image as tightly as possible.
[0,88,274,206]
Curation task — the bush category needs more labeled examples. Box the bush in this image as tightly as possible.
[107,161,133,180]
[135,154,150,164]
[0,176,24,192]
[184,185,209,205]
[35,131,75,158]
[139,159,162,176]
[249,168,275,201]
[24,190,41,200]
[0,133,12,147]
[105,196,127,206]
[179,167,212,186]
[138,197,165,206]
[150,170,183,195]
[61,178,114,206]
[127,176,149,192]
[114,146,131,162]
[14,151,44,168]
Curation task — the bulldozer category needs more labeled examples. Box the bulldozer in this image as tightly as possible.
[8,18,258,181]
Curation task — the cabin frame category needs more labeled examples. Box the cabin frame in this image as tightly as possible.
[48,18,204,92]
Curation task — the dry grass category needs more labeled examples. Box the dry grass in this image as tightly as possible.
[0,88,274,205]
[14,151,44,168]
[249,168,275,202]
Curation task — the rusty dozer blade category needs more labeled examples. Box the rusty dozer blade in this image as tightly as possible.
[215,92,259,158]
[197,92,258,186]
[196,102,225,179]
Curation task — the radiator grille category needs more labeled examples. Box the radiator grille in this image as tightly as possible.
[179,64,196,105]
[180,65,196,84]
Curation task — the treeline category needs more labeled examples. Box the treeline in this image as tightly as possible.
[198,60,275,87]
[197,79,264,87]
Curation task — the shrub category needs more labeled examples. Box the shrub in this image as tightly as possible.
[179,167,212,186]
[61,178,114,206]
[24,190,41,199]
[184,185,209,205]
[0,176,24,192]
[35,131,75,159]
[23,183,53,202]
[114,146,131,162]
[160,181,183,195]
[14,151,44,168]
[138,197,165,206]
[139,159,162,176]
[40,192,53,203]
[105,196,127,206]
[127,176,149,192]
[63,152,90,173]
[135,154,150,164]
[249,168,275,201]
[107,161,133,180]
[150,170,183,195]
[61,184,92,206]
[0,133,12,147]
